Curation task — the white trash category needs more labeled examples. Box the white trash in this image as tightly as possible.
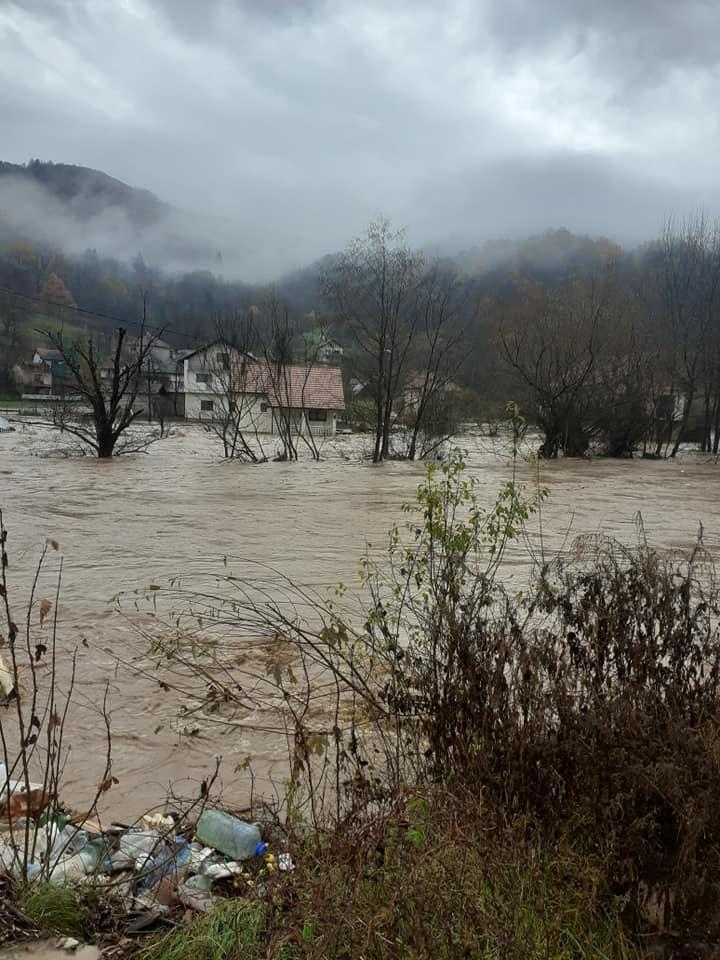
[49,843,104,884]
[0,762,42,797]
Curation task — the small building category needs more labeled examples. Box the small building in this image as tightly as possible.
[32,347,65,381]
[98,337,189,417]
[183,344,345,436]
[317,338,344,364]
[13,360,53,397]
[400,373,460,417]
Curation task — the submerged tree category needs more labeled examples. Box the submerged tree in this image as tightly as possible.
[46,317,164,458]
[202,309,268,462]
[500,275,606,457]
[322,219,423,461]
[401,263,468,459]
[654,216,720,456]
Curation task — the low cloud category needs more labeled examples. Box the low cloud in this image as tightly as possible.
[2,0,720,278]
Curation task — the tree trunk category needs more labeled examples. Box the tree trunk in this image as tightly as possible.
[97,429,115,458]
[372,391,384,462]
[670,385,695,458]
[701,389,712,452]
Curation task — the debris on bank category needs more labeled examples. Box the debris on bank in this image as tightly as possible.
[1,764,294,946]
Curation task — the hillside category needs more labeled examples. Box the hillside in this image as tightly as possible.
[0,159,169,227]
[0,159,226,272]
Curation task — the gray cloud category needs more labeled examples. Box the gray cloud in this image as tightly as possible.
[1,0,720,279]
[484,0,720,70]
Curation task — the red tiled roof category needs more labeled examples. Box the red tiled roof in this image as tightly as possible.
[231,361,345,411]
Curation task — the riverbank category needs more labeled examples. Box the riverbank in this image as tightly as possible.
[2,445,720,957]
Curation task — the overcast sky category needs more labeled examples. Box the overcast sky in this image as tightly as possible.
[2,0,720,276]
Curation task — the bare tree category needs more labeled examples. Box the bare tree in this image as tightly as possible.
[259,293,299,461]
[203,310,268,462]
[402,263,468,460]
[500,275,606,458]
[322,218,423,461]
[656,216,720,457]
[45,316,164,458]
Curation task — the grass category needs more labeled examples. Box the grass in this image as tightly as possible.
[20,883,93,939]
[139,901,270,960]
[1,312,91,363]
[135,800,640,960]
[20,312,89,342]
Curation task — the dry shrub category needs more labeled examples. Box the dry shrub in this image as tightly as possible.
[283,454,720,943]
[349,460,720,942]
[140,448,720,951]
[264,791,637,960]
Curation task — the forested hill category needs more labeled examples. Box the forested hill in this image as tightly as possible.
[0,159,168,227]
[0,159,223,271]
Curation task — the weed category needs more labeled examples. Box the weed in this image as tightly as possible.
[137,447,720,951]
[139,900,268,960]
[19,882,95,939]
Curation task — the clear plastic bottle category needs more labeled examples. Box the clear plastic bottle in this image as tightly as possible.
[49,840,105,884]
[195,811,267,860]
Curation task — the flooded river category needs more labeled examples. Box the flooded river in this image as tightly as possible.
[0,420,718,820]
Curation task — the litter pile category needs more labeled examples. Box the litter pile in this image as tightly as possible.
[1,764,294,936]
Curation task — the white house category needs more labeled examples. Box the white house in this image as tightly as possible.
[183,344,345,436]
[316,338,344,364]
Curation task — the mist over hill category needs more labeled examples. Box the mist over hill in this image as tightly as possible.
[0,160,243,275]
[0,158,640,289]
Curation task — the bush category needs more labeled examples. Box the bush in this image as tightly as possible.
[284,454,720,941]
[268,795,638,960]
[140,448,720,951]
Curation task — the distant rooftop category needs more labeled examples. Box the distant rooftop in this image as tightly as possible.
[34,347,63,361]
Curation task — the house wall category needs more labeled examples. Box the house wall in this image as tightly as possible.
[277,408,338,437]
[307,410,338,437]
[184,350,230,397]
[184,389,275,433]
[13,363,52,396]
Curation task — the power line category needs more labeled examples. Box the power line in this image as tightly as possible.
[0,284,208,347]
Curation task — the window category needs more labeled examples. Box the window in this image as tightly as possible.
[216,352,230,370]
[201,400,214,412]
[260,402,269,413]
[308,409,327,422]
[196,373,212,384]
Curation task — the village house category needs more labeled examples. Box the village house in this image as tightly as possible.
[400,373,460,417]
[12,346,68,398]
[12,359,53,397]
[98,337,191,417]
[32,347,65,381]
[316,337,344,364]
[183,344,345,436]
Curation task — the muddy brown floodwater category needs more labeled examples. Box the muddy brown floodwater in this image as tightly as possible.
[0,421,718,821]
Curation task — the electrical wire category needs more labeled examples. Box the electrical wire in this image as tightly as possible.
[0,284,208,347]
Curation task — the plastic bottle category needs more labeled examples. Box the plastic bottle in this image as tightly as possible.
[49,840,106,884]
[195,811,267,860]
[136,837,191,891]
[41,824,88,868]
